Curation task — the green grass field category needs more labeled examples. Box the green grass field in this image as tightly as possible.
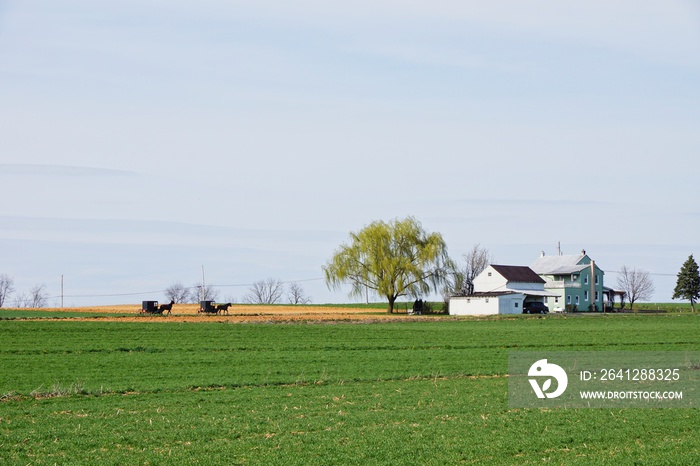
[1,314,699,464]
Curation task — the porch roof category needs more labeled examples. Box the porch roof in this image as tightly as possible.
[456,289,558,298]
[518,289,560,298]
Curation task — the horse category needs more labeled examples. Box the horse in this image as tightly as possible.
[215,303,232,315]
[158,300,175,316]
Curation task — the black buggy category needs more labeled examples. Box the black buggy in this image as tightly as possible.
[198,300,233,315]
[141,300,174,316]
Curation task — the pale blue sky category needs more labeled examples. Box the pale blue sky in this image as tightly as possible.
[1,1,699,305]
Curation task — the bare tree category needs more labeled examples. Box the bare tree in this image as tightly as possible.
[445,244,493,297]
[28,284,49,308]
[0,274,15,307]
[13,284,49,308]
[616,266,655,310]
[463,244,493,295]
[287,282,311,305]
[244,278,285,304]
[187,283,219,303]
[164,282,190,303]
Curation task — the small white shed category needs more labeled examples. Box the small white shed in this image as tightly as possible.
[450,292,525,316]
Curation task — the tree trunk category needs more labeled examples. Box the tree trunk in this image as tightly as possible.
[387,296,396,314]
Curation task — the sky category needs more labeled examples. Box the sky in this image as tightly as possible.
[1,1,699,306]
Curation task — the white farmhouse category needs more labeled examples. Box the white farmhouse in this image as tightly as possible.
[449,264,558,316]
[530,250,605,312]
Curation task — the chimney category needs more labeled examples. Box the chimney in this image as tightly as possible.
[541,251,545,258]
[581,249,586,256]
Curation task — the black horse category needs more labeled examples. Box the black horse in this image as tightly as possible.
[215,303,233,315]
[157,300,175,316]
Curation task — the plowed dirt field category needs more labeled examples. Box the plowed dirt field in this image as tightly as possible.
[39,304,444,323]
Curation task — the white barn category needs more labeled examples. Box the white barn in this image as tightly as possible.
[449,264,558,316]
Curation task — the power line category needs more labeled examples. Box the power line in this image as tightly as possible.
[49,277,325,300]
[58,290,163,298]
[46,271,677,301]
[213,277,324,288]
[603,270,676,277]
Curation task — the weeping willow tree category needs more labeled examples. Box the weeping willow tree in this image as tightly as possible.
[323,217,452,313]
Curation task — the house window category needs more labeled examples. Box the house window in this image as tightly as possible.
[567,295,571,305]
[575,296,580,305]
[487,272,492,277]
[595,275,599,285]
[584,275,589,285]
[595,291,599,301]
[514,302,519,308]
[485,298,489,303]
[555,296,559,304]
[584,290,589,301]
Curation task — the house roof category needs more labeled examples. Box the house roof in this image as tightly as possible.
[453,290,558,298]
[530,253,588,275]
[490,264,545,284]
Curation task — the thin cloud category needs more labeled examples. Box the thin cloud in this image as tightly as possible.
[0,164,136,177]
[448,198,611,207]
[203,0,700,65]
[358,44,531,75]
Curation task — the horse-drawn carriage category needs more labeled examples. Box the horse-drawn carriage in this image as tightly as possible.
[141,300,174,316]
[198,300,232,315]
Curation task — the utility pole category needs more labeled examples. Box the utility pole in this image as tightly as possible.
[61,275,64,308]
